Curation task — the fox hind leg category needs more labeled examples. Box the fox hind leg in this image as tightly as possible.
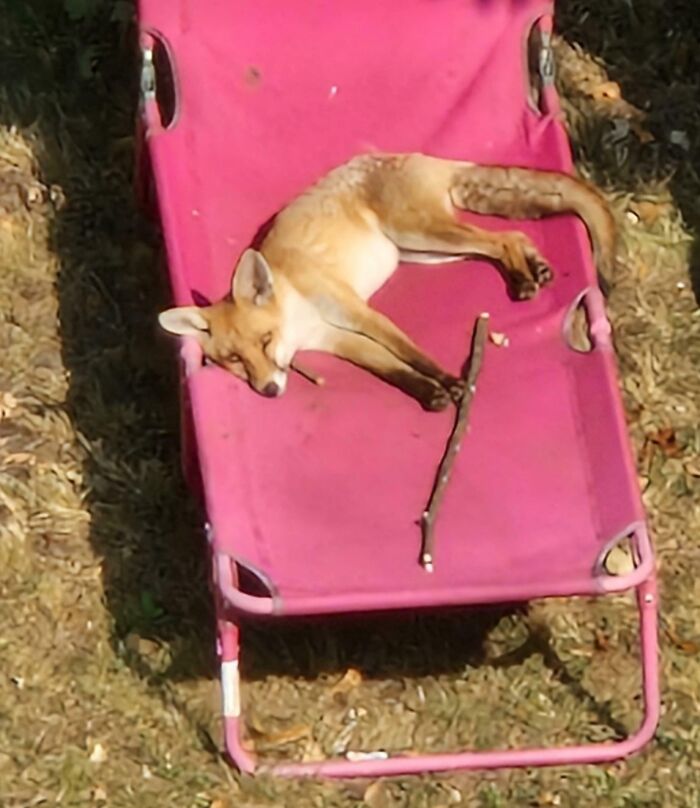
[393,220,553,300]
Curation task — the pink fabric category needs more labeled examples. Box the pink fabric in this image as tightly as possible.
[139,0,650,614]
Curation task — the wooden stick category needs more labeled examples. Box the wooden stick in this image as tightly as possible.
[420,312,490,572]
[290,360,325,386]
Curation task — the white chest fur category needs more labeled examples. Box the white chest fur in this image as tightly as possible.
[343,230,400,300]
[275,284,329,365]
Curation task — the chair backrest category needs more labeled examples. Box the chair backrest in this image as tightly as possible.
[138,0,554,301]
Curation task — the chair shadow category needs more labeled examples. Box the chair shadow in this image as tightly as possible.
[240,604,632,742]
[0,3,216,684]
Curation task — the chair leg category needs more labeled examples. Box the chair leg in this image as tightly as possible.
[218,613,257,774]
[219,575,660,778]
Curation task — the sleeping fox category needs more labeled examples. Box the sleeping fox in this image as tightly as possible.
[159,153,615,411]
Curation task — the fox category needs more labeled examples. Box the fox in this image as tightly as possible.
[159,152,616,411]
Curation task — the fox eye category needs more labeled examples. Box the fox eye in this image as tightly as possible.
[227,353,242,364]
[261,332,272,348]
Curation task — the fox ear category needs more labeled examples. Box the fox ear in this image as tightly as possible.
[232,249,274,305]
[158,306,210,336]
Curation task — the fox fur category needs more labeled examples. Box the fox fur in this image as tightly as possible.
[159,152,616,411]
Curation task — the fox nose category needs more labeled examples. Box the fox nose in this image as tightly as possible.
[261,382,280,398]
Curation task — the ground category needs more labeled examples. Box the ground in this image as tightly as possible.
[1,1,699,806]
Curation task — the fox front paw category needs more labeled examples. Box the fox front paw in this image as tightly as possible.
[419,382,451,412]
[512,277,539,301]
[442,375,465,404]
[530,256,553,285]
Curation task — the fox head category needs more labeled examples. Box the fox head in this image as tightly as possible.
[158,249,288,397]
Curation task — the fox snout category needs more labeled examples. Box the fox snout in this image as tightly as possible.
[261,381,281,398]
[248,368,287,398]
[252,368,288,398]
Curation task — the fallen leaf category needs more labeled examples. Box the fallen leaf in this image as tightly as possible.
[363,780,389,808]
[603,544,635,576]
[683,458,700,478]
[635,260,651,280]
[594,629,610,651]
[665,625,700,654]
[629,120,655,144]
[3,452,35,466]
[647,427,682,458]
[629,200,672,226]
[92,786,107,802]
[258,723,312,748]
[670,130,690,151]
[301,740,325,763]
[240,736,256,752]
[331,667,363,694]
[591,80,621,101]
[346,750,389,762]
[89,743,107,764]
[0,392,17,419]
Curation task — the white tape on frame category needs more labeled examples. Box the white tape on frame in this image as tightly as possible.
[221,660,241,717]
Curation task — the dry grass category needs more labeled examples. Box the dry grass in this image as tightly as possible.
[0,1,698,806]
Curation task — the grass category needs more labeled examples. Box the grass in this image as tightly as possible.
[0,0,698,805]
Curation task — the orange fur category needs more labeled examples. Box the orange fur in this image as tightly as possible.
[159,153,616,410]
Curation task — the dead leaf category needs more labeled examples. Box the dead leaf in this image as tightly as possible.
[3,452,35,466]
[682,458,700,478]
[670,130,690,151]
[363,780,389,808]
[647,427,682,458]
[630,119,655,143]
[89,743,107,764]
[603,544,636,576]
[635,260,651,280]
[665,625,700,655]
[331,667,363,694]
[301,740,325,763]
[258,723,312,748]
[92,786,107,803]
[0,392,17,419]
[240,736,256,752]
[629,200,672,226]
[591,80,621,101]
[594,629,610,651]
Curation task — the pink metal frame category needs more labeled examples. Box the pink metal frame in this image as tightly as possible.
[136,6,660,778]
[215,578,659,778]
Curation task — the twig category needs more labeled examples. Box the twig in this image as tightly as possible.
[420,312,490,572]
[290,360,325,386]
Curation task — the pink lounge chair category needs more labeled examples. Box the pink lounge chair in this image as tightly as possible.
[135,0,659,778]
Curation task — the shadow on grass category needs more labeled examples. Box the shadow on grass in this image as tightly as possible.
[239,605,632,742]
[0,2,214,682]
[556,0,700,302]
